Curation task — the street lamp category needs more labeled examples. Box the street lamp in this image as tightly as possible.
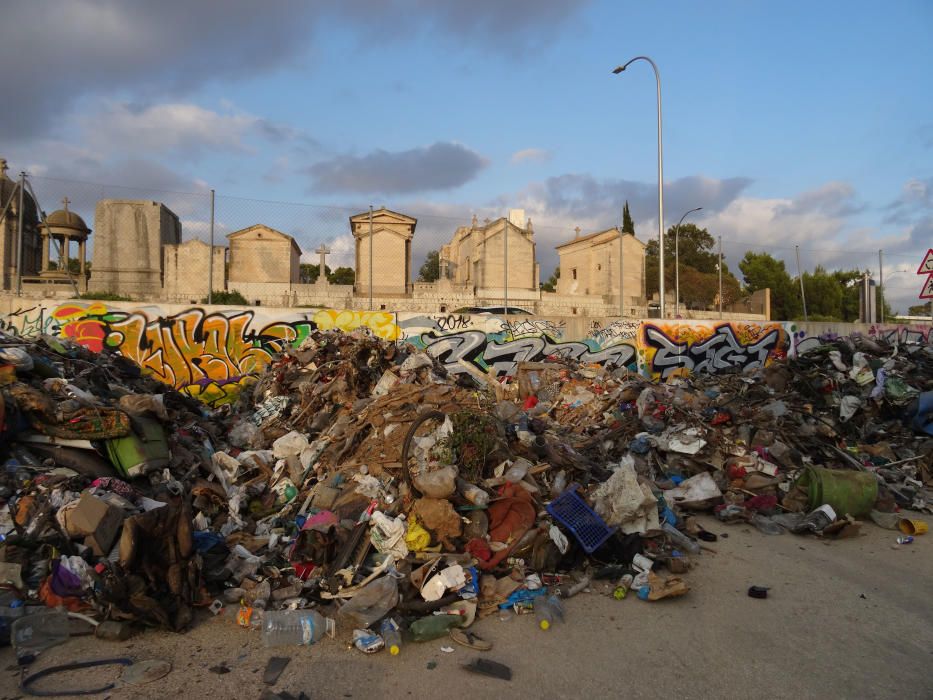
[613,56,665,317]
[674,206,702,317]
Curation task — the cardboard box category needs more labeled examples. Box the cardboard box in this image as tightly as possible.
[70,492,125,557]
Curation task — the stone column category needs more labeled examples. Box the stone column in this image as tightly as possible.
[78,239,86,275]
[62,235,70,272]
[41,232,49,271]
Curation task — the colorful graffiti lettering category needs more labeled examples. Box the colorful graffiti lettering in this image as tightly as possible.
[868,324,931,346]
[642,322,787,380]
[0,305,61,338]
[416,329,637,378]
[7,299,927,406]
[48,304,316,406]
[312,309,401,340]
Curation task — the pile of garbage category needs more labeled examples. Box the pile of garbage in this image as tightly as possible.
[0,327,930,663]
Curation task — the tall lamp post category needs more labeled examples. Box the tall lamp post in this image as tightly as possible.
[674,206,702,317]
[613,56,665,317]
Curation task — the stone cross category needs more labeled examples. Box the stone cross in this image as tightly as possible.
[574,226,581,238]
[315,243,330,282]
[61,197,70,211]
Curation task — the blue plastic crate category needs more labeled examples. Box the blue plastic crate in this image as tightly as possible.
[546,484,616,553]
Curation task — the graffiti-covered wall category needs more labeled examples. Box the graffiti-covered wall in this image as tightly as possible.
[401,315,640,379]
[0,301,402,406]
[0,297,929,406]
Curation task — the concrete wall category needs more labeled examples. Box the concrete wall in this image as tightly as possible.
[1,294,928,407]
[355,228,410,295]
[228,228,299,284]
[352,210,414,297]
[90,200,181,298]
[163,240,227,302]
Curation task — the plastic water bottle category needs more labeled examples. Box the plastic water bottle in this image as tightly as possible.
[662,523,701,555]
[613,574,634,600]
[12,608,69,661]
[380,618,402,656]
[534,594,564,630]
[261,609,335,647]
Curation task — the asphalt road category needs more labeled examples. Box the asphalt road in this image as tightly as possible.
[1,514,931,700]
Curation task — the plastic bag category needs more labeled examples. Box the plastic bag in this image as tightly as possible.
[272,431,309,459]
[118,394,168,420]
[413,466,457,499]
[229,421,261,449]
[370,511,408,560]
[592,462,659,534]
[0,348,33,371]
[404,515,431,551]
[338,575,399,628]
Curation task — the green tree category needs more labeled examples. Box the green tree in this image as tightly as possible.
[328,266,355,285]
[802,266,845,320]
[202,289,248,305]
[831,269,863,321]
[907,303,932,316]
[645,223,737,308]
[645,223,718,274]
[300,263,331,283]
[621,201,635,235]
[540,266,560,292]
[418,250,441,282]
[48,259,91,275]
[739,252,801,320]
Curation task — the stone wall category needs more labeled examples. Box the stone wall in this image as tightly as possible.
[163,240,227,302]
[1,295,928,408]
[89,200,181,298]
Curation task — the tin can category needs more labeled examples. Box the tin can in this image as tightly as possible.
[896,536,914,545]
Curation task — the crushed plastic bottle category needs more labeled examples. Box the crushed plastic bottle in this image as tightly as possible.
[261,609,334,647]
[613,574,634,600]
[533,594,564,630]
[352,628,385,653]
[380,618,402,656]
[557,576,590,598]
[662,522,701,555]
[750,513,785,536]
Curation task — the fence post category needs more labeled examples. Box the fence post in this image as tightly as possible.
[878,249,884,324]
[795,244,808,322]
[208,189,215,305]
[16,171,25,295]
[619,224,624,317]
[504,215,508,315]
[369,205,373,311]
[718,235,723,320]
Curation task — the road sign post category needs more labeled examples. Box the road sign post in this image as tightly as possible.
[918,248,933,301]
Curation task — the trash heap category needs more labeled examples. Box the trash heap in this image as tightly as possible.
[0,328,930,662]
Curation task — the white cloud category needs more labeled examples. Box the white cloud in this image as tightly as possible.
[510,148,551,164]
[81,102,258,157]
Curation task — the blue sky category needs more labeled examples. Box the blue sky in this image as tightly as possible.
[1,0,931,311]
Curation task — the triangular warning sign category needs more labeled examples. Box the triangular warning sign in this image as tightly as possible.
[917,249,933,275]
[920,273,933,300]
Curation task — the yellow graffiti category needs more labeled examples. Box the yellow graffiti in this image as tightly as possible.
[312,309,401,340]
